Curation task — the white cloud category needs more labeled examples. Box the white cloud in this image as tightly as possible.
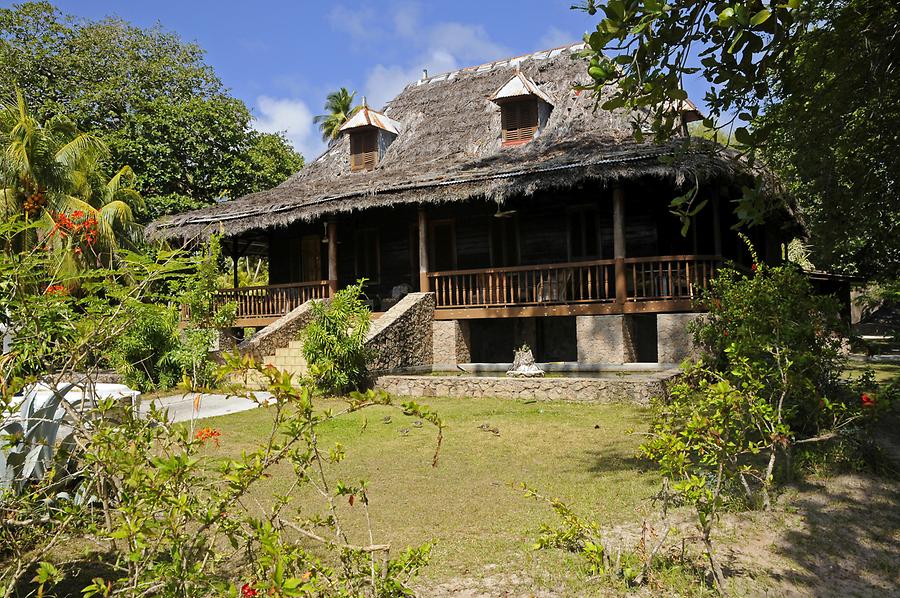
[365,48,459,109]
[252,96,325,161]
[338,3,511,109]
[327,5,375,40]
[429,22,508,62]
[538,26,579,50]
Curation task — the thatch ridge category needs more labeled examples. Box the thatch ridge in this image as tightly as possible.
[148,43,735,242]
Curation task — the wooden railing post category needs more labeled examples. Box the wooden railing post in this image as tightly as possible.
[418,208,430,292]
[327,220,338,297]
[613,186,627,306]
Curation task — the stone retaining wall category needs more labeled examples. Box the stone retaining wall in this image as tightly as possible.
[375,370,679,405]
[236,300,323,360]
[365,293,435,374]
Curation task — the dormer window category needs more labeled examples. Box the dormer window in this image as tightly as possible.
[500,98,539,144]
[490,71,553,146]
[339,101,401,172]
[350,128,378,172]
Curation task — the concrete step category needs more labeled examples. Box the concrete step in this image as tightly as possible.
[275,346,302,356]
[288,340,304,350]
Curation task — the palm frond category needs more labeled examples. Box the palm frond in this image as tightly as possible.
[54,133,108,170]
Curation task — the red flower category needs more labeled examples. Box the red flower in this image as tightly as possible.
[240,583,258,597]
[45,284,67,295]
[751,263,758,272]
[195,427,222,446]
[861,393,876,408]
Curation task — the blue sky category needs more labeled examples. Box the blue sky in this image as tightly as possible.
[43,1,703,161]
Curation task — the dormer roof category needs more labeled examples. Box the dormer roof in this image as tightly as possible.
[339,105,401,135]
[489,71,553,105]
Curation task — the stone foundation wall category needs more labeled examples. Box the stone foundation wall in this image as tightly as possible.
[657,313,703,365]
[432,320,471,367]
[365,293,435,374]
[375,370,679,406]
[575,314,636,364]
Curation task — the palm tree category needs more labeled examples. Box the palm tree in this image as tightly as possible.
[0,88,144,262]
[313,88,359,143]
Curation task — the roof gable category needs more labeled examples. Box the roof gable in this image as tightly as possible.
[489,71,553,104]
[338,105,401,135]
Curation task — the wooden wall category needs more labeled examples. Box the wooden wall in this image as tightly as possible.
[261,176,770,309]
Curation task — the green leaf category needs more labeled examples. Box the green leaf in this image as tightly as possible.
[734,127,754,145]
[750,9,772,26]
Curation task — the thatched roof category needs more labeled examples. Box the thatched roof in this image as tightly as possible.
[149,43,736,242]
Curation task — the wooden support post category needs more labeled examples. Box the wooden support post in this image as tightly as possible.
[418,208,430,292]
[712,187,723,257]
[231,239,239,289]
[327,220,338,297]
[613,186,627,305]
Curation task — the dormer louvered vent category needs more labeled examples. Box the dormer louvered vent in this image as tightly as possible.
[339,102,401,172]
[490,72,553,146]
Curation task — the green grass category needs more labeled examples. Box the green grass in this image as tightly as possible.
[207,396,659,590]
[842,361,900,384]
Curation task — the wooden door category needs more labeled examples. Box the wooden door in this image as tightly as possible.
[301,234,322,282]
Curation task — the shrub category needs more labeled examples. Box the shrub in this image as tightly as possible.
[693,250,844,437]
[109,303,181,391]
[302,280,371,394]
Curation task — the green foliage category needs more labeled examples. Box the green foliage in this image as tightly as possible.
[577,0,899,278]
[176,234,236,391]
[302,280,372,394]
[0,215,440,595]
[759,0,900,279]
[693,247,844,436]
[108,303,181,391]
[0,1,303,221]
[0,88,144,263]
[313,87,358,143]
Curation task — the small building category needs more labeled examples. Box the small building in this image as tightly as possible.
[149,43,786,368]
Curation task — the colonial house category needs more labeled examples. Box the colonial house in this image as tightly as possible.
[149,43,786,368]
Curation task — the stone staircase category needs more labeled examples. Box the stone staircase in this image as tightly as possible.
[235,305,406,387]
[262,339,307,377]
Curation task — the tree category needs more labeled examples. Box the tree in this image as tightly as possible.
[577,0,900,279]
[0,89,143,263]
[0,1,303,221]
[313,87,358,143]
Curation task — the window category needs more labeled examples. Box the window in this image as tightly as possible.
[354,228,380,282]
[350,129,378,172]
[429,220,456,271]
[568,207,600,260]
[491,216,519,267]
[500,99,539,145]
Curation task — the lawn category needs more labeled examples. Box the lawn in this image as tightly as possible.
[842,360,900,384]
[207,396,659,593]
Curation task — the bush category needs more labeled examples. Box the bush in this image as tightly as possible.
[302,280,371,394]
[693,254,844,436]
[109,303,182,391]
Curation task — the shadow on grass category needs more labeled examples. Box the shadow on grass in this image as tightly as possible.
[13,553,118,597]
[583,447,648,475]
[773,474,900,595]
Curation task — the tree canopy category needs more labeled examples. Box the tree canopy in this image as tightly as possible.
[314,88,358,143]
[0,1,304,221]
[579,0,900,279]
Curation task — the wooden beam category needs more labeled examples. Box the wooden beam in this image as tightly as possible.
[418,208,429,292]
[712,187,723,257]
[613,186,627,304]
[231,241,239,289]
[327,220,338,296]
[433,299,698,320]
